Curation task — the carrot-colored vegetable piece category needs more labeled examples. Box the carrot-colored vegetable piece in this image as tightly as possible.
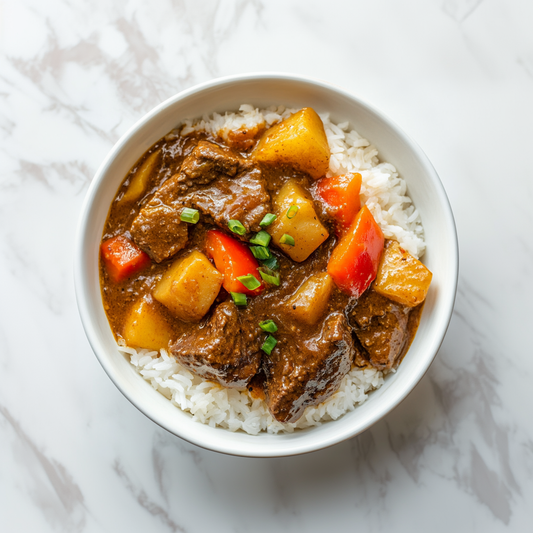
[205,229,264,296]
[327,206,384,298]
[101,235,151,283]
[316,173,362,232]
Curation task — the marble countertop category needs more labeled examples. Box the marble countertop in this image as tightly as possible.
[2,0,532,531]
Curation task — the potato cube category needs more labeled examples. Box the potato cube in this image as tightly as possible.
[121,149,161,203]
[374,240,432,307]
[253,108,330,179]
[122,296,174,351]
[286,273,334,325]
[268,179,329,262]
[153,251,223,322]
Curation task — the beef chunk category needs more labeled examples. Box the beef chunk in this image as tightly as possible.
[177,140,245,191]
[176,141,270,233]
[130,141,270,261]
[130,186,189,263]
[348,288,411,370]
[170,301,262,388]
[185,166,270,234]
[264,312,354,423]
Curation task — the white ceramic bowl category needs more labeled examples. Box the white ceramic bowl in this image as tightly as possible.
[75,73,458,457]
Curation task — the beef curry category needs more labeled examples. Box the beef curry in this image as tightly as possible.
[100,107,432,424]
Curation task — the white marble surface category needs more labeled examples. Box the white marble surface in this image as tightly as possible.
[1,0,532,531]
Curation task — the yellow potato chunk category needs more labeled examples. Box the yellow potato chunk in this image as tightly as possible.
[153,251,223,322]
[374,240,433,307]
[253,107,330,179]
[122,296,174,351]
[121,149,161,203]
[286,273,334,325]
[268,180,329,262]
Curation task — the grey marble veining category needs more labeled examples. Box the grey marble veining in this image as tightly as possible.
[1,0,533,531]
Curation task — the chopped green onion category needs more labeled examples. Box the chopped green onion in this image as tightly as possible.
[228,220,246,235]
[180,208,200,224]
[237,274,261,291]
[249,230,271,247]
[250,246,272,260]
[279,234,295,246]
[259,319,278,333]
[261,256,280,271]
[230,292,247,306]
[261,335,277,355]
[286,205,299,219]
[259,213,277,227]
[259,267,280,286]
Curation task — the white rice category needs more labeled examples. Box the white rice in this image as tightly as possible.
[123,105,426,435]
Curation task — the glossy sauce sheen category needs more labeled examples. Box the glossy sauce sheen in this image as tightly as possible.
[100,128,423,423]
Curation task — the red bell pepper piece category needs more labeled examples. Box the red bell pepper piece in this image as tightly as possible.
[101,235,151,283]
[327,205,384,298]
[316,173,362,232]
[205,229,264,296]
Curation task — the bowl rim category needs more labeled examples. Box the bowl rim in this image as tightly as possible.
[74,72,459,457]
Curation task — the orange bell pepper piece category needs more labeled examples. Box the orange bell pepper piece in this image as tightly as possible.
[327,205,384,298]
[101,235,151,283]
[315,173,362,232]
[205,229,264,296]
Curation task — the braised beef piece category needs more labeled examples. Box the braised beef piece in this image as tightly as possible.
[177,141,245,191]
[263,312,354,423]
[348,288,411,370]
[130,198,189,263]
[170,301,262,388]
[130,140,270,261]
[185,166,270,234]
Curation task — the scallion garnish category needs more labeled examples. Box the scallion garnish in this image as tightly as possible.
[259,319,278,333]
[250,246,272,260]
[180,208,200,224]
[286,205,299,219]
[258,267,280,286]
[261,335,277,355]
[230,292,247,306]
[228,220,246,235]
[261,256,280,271]
[279,234,295,246]
[249,230,271,247]
[259,213,277,227]
[237,274,261,291]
